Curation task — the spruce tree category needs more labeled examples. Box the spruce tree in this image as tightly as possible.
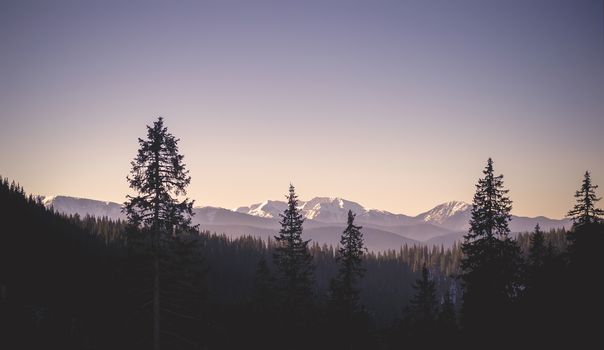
[566,172,604,270]
[564,172,604,341]
[528,223,546,269]
[326,210,369,349]
[460,158,522,335]
[437,289,457,332]
[329,210,366,315]
[523,224,552,307]
[567,171,603,227]
[124,117,195,350]
[273,184,315,318]
[399,265,440,346]
[407,265,438,326]
[251,255,274,314]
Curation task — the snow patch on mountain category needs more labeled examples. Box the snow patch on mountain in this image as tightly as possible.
[300,197,366,222]
[42,195,126,220]
[416,201,471,225]
[237,197,367,223]
[236,200,288,219]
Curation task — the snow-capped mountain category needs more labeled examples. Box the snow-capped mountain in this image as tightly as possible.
[236,197,413,226]
[237,197,366,223]
[301,197,366,222]
[235,200,287,219]
[416,201,472,231]
[416,201,471,224]
[41,195,572,250]
[42,195,126,220]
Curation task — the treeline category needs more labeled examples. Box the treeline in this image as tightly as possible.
[1,171,598,349]
[0,176,458,348]
[2,117,602,349]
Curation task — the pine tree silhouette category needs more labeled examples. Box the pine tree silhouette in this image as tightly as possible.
[329,210,366,315]
[327,210,369,349]
[437,289,457,334]
[460,158,522,339]
[272,184,315,345]
[567,171,603,227]
[407,265,438,326]
[251,255,274,314]
[124,117,197,350]
[528,223,546,269]
[564,172,604,342]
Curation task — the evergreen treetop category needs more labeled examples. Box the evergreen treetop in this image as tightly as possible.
[460,158,522,332]
[329,210,366,313]
[407,265,438,324]
[273,184,314,311]
[528,224,546,268]
[466,157,512,241]
[123,117,197,350]
[567,171,603,227]
[124,116,195,233]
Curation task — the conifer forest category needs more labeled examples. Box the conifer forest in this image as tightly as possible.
[1,1,602,349]
[1,117,602,349]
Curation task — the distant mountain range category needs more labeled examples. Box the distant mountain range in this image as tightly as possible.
[41,195,572,251]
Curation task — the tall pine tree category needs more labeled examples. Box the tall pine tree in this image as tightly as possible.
[124,117,196,350]
[566,171,603,269]
[399,265,442,347]
[567,171,603,227]
[329,210,366,315]
[460,158,522,337]
[326,210,369,349]
[528,223,546,269]
[564,171,604,341]
[251,255,275,314]
[437,289,458,335]
[273,184,315,321]
[407,265,438,326]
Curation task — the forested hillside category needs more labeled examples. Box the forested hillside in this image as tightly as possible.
[1,174,599,349]
[1,118,602,349]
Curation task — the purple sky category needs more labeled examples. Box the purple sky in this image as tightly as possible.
[1,0,602,218]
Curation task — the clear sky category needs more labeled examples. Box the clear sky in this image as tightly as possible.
[0,0,602,218]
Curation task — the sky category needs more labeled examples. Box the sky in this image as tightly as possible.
[0,0,602,218]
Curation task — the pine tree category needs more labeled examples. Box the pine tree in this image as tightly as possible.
[437,289,457,331]
[519,223,567,343]
[567,171,603,227]
[248,255,279,349]
[251,255,274,313]
[398,265,441,346]
[564,172,604,341]
[460,158,522,335]
[329,210,366,315]
[465,158,512,240]
[124,117,196,350]
[566,171,604,273]
[528,223,546,269]
[272,184,315,317]
[326,210,369,349]
[524,223,557,297]
[407,265,438,326]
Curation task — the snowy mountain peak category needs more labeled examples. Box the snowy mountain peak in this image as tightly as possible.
[41,195,125,219]
[247,200,287,219]
[301,197,366,222]
[236,197,367,223]
[42,195,57,205]
[416,201,471,225]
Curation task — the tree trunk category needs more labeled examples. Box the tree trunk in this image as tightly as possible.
[153,147,161,350]
[153,227,160,350]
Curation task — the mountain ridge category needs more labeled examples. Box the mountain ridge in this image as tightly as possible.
[41,195,572,250]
